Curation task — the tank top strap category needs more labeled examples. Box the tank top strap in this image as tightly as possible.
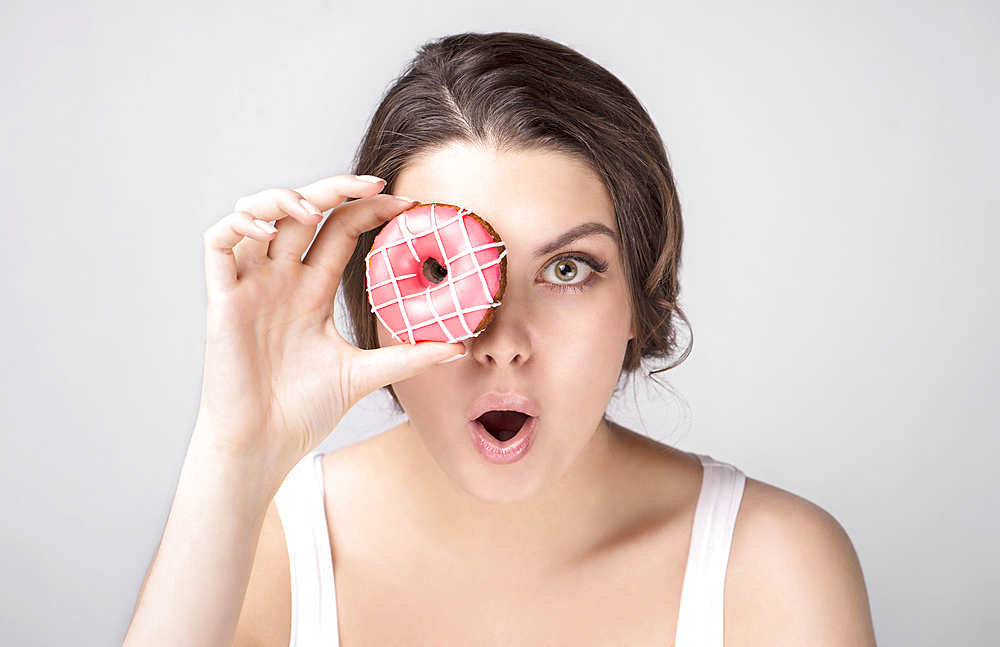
[273,452,340,647]
[673,454,747,647]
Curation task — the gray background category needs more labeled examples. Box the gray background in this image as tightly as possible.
[2,0,998,645]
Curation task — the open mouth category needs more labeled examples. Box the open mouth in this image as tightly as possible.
[476,410,530,442]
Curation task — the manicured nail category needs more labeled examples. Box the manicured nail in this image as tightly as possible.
[438,350,467,364]
[300,198,322,216]
[395,195,418,204]
[356,175,385,184]
[254,219,277,234]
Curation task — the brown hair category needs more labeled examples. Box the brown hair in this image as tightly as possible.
[342,32,691,377]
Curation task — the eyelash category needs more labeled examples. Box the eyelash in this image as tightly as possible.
[539,253,609,293]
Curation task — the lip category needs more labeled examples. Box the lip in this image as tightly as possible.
[466,392,540,465]
[468,416,538,464]
[466,392,541,421]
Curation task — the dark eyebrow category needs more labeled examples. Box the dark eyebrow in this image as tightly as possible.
[533,222,618,257]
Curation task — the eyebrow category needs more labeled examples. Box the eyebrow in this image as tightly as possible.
[533,222,618,257]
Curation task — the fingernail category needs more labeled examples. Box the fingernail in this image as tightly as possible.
[300,198,322,216]
[356,175,385,184]
[395,196,419,204]
[254,219,277,234]
[438,350,467,365]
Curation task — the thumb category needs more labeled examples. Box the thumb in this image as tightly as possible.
[351,342,467,398]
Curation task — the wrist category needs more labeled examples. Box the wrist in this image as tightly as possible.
[183,424,294,510]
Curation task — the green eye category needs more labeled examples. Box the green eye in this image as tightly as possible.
[555,260,578,281]
[541,255,596,289]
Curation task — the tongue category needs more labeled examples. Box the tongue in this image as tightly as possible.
[477,410,529,442]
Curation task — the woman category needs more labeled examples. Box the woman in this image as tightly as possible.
[124,33,877,646]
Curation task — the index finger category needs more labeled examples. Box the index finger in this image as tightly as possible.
[295,174,386,213]
[232,175,386,224]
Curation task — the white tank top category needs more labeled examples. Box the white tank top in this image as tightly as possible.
[274,452,746,646]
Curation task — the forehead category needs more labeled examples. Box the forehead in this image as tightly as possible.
[393,142,616,242]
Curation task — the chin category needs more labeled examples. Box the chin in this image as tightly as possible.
[414,427,556,505]
[450,463,552,505]
[443,431,585,506]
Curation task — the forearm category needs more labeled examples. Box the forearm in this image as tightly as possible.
[122,434,283,647]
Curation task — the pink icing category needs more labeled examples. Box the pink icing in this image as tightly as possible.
[365,204,506,344]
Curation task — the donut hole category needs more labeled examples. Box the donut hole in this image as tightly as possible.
[477,410,529,442]
[422,257,448,284]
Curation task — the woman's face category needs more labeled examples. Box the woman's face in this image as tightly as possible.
[381,142,633,504]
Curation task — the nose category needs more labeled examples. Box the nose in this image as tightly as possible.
[469,291,532,367]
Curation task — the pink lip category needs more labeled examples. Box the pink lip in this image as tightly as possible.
[466,392,540,465]
[468,416,538,465]
[466,392,541,421]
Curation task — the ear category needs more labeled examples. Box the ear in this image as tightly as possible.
[628,320,635,341]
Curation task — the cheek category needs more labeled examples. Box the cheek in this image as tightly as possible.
[533,288,632,397]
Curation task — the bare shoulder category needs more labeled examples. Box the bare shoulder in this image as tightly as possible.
[232,498,291,647]
[725,479,877,646]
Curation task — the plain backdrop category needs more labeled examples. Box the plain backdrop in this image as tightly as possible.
[2,0,998,645]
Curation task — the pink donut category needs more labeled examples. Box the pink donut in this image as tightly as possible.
[365,203,507,344]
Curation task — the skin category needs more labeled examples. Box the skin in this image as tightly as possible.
[235,144,878,645]
[125,144,877,646]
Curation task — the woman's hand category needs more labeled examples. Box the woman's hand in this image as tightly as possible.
[195,175,465,475]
